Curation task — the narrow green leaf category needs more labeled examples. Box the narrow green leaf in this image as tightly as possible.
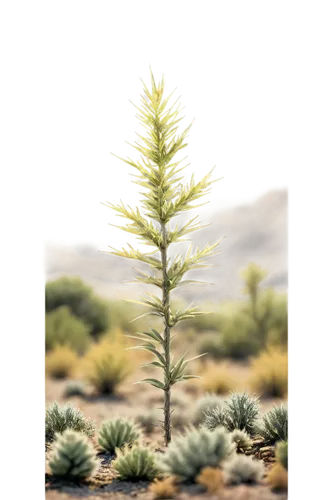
[121,299,156,309]
[136,378,165,390]
[150,329,164,343]
[178,375,201,381]
[140,361,165,369]
[130,311,163,323]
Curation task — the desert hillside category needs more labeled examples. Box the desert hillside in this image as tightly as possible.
[45,189,287,301]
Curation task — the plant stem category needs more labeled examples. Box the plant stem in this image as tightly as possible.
[161,221,171,445]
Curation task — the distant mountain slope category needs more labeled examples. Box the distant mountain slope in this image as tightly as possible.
[44,186,289,299]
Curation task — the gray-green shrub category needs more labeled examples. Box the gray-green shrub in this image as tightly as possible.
[98,418,141,454]
[45,402,94,443]
[45,306,90,354]
[256,405,288,445]
[158,427,234,481]
[224,455,265,485]
[192,394,224,426]
[203,392,260,436]
[45,276,109,338]
[113,445,159,481]
[49,429,98,480]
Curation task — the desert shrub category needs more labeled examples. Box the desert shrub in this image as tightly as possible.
[249,347,288,398]
[158,427,234,482]
[257,286,290,344]
[276,441,288,470]
[241,263,288,346]
[199,362,236,395]
[45,345,78,379]
[45,402,94,443]
[198,335,225,360]
[223,455,265,485]
[45,276,109,337]
[113,445,159,481]
[266,463,288,491]
[256,405,288,445]
[98,418,141,453]
[82,339,132,394]
[219,303,261,359]
[192,394,224,426]
[203,392,260,436]
[149,477,179,499]
[202,406,225,431]
[196,467,224,494]
[48,429,98,480]
[45,306,90,354]
[64,381,87,398]
[223,393,260,435]
[230,429,252,453]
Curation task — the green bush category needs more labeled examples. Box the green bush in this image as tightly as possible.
[98,418,141,453]
[45,402,95,443]
[276,441,288,471]
[113,445,159,481]
[45,306,90,354]
[49,429,98,480]
[45,276,109,337]
[158,427,234,482]
[256,405,288,445]
[241,263,288,347]
[203,392,260,436]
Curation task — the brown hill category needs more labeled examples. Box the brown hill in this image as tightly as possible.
[45,189,287,302]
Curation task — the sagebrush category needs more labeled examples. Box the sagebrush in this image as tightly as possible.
[223,455,264,485]
[158,427,234,481]
[256,405,288,444]
[203,392,259,436]
[45,402,94,443]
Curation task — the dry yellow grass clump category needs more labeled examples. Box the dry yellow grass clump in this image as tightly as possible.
[149,477,179,499]
[249,347,288,398]
[196,467,224,494]
[81,338,133,395]
[45,345,78,379]
[266,463,288,491]
[199,362,236,395]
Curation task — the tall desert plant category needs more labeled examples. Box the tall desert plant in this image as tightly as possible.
[104,70,221,445]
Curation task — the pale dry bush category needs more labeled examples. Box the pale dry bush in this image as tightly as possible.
[249,347,288,398]
[149,477,179,499]
[198,362,237,395]
[81,338,133,394]
[46,345,78,379]
[266,463,288,491]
